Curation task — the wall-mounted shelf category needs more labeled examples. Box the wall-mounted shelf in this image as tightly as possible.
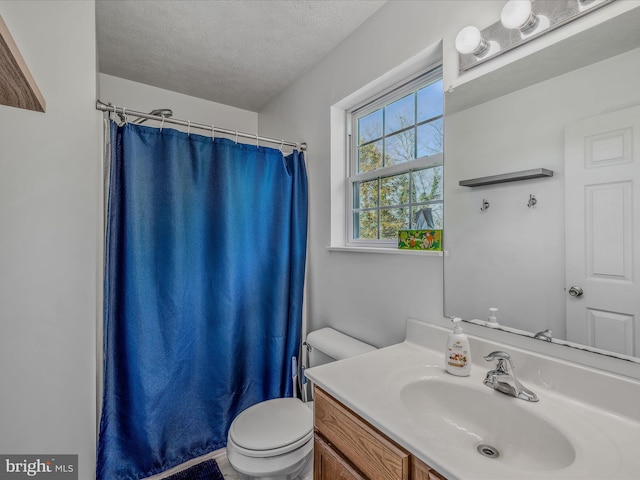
[459,168,553,187]
[0,15,46,112]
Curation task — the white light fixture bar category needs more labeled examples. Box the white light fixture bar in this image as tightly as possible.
[457,0,614,72]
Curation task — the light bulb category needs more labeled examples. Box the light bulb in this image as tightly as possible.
[455,26,488,56]
[501,0,538,31]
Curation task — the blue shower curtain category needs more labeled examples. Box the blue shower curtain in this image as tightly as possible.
[97,121,308,480]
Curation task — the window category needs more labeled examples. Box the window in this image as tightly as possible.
[348,67,443,246]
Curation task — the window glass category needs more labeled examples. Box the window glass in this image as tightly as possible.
[412,167,443,203]
[354,211,378,240]
[416,118,443,158]
[381,208,410,239]
[385,130,415,166]
[417,79,443,122]
[411,204,443,230]
[355,179,379,209]
[358,140,383,173]
[358,109,383,144]
[384,94,415,135]
[380,173,409,206]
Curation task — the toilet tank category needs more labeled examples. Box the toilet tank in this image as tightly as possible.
[305,327,376,367]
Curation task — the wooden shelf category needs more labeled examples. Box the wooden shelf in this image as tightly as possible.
[459,168,553,187]
[0,15,46,113]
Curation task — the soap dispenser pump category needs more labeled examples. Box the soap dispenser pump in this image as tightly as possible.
[445,317,471,376]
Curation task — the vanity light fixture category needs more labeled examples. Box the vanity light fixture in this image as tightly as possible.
[500,0,538,32]
[456,0,614,72]
[501,0,551,37]
[455,26,488,56]
[577,0,609,13]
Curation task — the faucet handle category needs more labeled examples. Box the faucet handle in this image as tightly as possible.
[484,351,514,374]
[483,351,510,362]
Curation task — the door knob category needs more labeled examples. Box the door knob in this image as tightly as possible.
[568,286,583,297]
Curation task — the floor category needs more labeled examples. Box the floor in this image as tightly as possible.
[144,448,248,480]
[146,448,313,480]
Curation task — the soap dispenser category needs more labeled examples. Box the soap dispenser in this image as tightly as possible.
[445,317,471,376]
[486,307,499,328]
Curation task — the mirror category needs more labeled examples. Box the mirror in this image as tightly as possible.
[444,7,640,363]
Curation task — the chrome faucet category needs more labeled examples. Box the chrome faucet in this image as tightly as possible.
[483,351,538,402]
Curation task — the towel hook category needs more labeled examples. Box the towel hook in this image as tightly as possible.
[481,199,490,212]
[527,194,537,208]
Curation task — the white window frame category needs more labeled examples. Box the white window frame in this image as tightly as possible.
[346,66,444,248]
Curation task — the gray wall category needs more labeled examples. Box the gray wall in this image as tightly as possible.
[99,74,259,134]
[257,0,640,379]
[257,1,501,347]
[0,1,100,478]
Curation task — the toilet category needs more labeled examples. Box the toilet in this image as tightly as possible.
[226,327,376,480]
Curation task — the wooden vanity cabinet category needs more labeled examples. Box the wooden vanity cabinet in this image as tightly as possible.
[411,457,447,480]
[314,434,368,480]
[314,386,447,480]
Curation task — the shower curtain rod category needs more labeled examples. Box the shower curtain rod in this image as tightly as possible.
[96,100,307,151]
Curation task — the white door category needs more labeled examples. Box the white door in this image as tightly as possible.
[565,104,640,357]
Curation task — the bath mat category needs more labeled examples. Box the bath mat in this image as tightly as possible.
[162,459,224,480]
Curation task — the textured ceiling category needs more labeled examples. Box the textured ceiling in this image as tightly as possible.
[96,0,387,112]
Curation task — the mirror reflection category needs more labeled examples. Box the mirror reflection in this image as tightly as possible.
[444,12,640,362]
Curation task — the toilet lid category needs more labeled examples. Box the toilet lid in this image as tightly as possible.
[229,398,313,454]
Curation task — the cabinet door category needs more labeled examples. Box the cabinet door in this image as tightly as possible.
[411,457,446,480]
[315,387,409,480]
[315,434,368,480]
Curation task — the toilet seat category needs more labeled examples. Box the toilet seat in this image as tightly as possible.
[229,397,313,458]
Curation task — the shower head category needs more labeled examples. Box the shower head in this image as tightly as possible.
[133,108,173,124]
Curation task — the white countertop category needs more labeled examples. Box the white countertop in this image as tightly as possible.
[305,319,640,480]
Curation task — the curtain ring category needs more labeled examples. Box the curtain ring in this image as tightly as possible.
[235,131,238,144]
[122,107,128,124]
[280,140,284,152]
[211,125,215,141]
[187,120,191,136]
[255,133,259,148]
[160,115,165,132]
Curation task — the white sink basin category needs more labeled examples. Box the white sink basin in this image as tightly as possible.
[400,377,575,471]
[305,321,640,480]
